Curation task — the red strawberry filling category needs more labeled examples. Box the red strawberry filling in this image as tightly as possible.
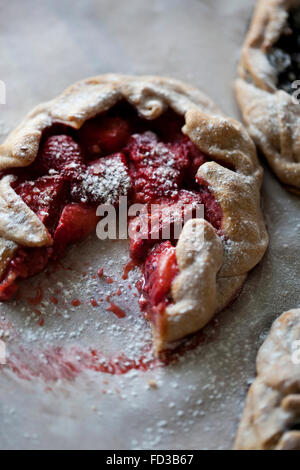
[138,241,179,326]
[33,134,85,180]
[79,116,131,157]
[125,132,192,203]
[129,190,205,261]
[13,175,68,234]
[0,247,53,301]
[54,203,99,254]
[0,105,223,326]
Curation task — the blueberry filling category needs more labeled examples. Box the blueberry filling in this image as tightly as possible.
[268,7,300,94]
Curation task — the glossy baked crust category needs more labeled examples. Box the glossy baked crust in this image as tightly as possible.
[236,0,300,191]
[0,74,269,351]
[234,309,300,450]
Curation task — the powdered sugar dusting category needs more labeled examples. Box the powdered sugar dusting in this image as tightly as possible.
[71,156,131,205]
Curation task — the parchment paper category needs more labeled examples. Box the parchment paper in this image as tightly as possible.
[0,0,299,450]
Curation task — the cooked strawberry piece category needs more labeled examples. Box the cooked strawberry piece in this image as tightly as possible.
[79,116,131,157]
[53,203,99,254]
[129,190,204,261]
[14,175,68,234]
[88,152,128,176]
[126,132,195,203]
[140,241,179,322]
[0,275,18,301]
[33,134,85,179]
[71,153,130,205]
[0,247,52,301]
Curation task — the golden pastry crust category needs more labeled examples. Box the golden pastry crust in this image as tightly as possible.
[236,0,300,190]
[0,74,268,351]
[234,309,300,450]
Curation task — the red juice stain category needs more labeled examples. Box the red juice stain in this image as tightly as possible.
[2,312,221,383]
[87,348,154,374]
[97,268,104,278]
[136,279,143,292]
[50,297,58,305]
[122,259,138,280]
[106,277,114,284]
[71,299,81,307]
[116,288,122,296]
[28,286,44,306]
[32,308,44,326]
[106,295,110,302]
[3,322,220,382]
[91,298,98,307]
[5,345,156,381]
[82,271,87,277]
[107,303,126,319]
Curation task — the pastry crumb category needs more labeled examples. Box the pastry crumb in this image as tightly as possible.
[148,379,158,389]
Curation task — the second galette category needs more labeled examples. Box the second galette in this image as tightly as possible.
[235,309,300,450]
[236,0,300,193]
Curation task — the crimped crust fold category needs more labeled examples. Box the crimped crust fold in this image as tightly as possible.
[0,176,52,247]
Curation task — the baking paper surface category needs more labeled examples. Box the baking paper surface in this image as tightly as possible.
[0,0,299,450]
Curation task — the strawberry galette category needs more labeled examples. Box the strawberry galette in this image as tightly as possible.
[0,75,268,352]
[236,0,300,193]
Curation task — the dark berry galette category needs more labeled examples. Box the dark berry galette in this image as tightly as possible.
[0,75,268,351]
[236,0,300,191]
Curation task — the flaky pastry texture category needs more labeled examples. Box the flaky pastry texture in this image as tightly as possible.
[0,74,268,351]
